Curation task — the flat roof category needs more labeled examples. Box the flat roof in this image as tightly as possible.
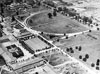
[24,37,50,52]
[26,65,56,74]
[1,41,32,63]
[10,57,43,70]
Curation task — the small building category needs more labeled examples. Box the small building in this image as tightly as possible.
[10,57,45,74]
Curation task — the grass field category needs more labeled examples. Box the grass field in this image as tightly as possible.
[27,10,88,34]
[54,30,100,71]
[49,53,70,66]
[53,62,90,74]
[42,51,71,66]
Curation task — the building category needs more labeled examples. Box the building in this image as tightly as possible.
[11,58,45,74]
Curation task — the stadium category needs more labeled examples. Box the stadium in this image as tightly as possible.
[26,10,88,34]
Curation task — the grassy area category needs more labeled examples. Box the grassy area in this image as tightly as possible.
[54,30,100,71]
[53,62,89,74]
[49,53,70,66]
[27,10,88,34]
[42,51,71,66]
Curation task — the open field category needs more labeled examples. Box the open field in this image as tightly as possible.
[72,0,100,20]
[53,62,91,74]
[27,10,88,34]
[54,30,100,71]
[48,53,70,66]
[41,50,71,66]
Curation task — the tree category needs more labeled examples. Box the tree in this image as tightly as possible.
[37,1,41,6]
[75,15,81,21]
[47,1,55,8]
[48,13,52,19]
[63,7,69,13]
[97,28,99,31]
[0,24,3,29]
[68,11,76,17]
[0,3,4,15]
[82,16,89,23]
[0,31,3,37]
[4,0,13,5]
[64,33,66,36]
[25,0,34,5]
[88,19,92,24]
[16,0,23,3]
[66,36,68,39]
[30,20,33,23]
[57,7,62,12]
[78,46,82,51]
[75,46,78,49]
[89,30,91,32]
[53,10,57,17]
[56,39,59,42]
[16,11,19,15]
[96,24,98,26]
[12,16,15,21]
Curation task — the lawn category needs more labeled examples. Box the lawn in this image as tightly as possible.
[54,30,100,71]
[53,62,90,74]
[27,10,88,34]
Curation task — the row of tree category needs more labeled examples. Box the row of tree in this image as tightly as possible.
[43,0,56,8]
[47,9,57,19]
[56,6,93,25]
